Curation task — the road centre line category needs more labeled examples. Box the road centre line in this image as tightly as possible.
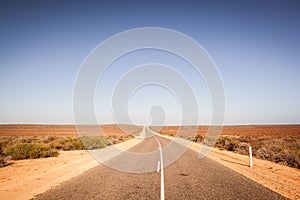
[154,136,165,200]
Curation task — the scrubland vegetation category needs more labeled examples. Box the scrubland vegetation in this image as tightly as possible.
[172,134,300,169]
[157,125,300,169]
[217,136,300,169]
[0,135,134,167]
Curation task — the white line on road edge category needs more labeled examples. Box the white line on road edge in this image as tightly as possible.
[249,146,253,168]
[157,161,161,172]
[154,137,165,200]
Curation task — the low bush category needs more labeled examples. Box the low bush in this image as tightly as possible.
[214,136,300,169]
[81,136,111,150]
[55,137,85,150]
[109,135,134,144]
[3,142,58,160]
[215,137,239,151]
[158,130,300,169]
[203,137,220,147]
[159,131,166,135]
[192,135,204,143]
[0,134,133,165]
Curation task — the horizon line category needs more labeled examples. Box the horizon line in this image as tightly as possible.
[0,123,300,126]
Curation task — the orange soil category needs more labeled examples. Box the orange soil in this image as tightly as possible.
[0,124,141,137]
[0,150,98,200]
[158,125,300,138]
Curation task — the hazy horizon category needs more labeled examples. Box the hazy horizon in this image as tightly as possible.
[0,123,299,126]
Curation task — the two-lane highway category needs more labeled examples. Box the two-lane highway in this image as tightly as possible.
[34,128,287,200]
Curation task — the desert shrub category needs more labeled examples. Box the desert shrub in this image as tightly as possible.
[56,137,85,150]
[234,142,249,155]
[0,135,122,163]
[213,136,300,169]
[192,135,204,143]
[0,137,15,165]
[48,141,63,149]
[19,137,33,143]
[255,147,271,160]
[203,137,219,147]
[0,134,135,164]
[254,145,300,169]
[158,129,300,169]
[159,131,166,135]
[3,143,58,160]
[251,137,300,168]
[80,136,111,150]
[40,136,57,143]
[0,137,12,153]
[215,136,239,151]
[238,136,253,143]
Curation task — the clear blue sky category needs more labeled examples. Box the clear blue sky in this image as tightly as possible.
[0,0,299,125]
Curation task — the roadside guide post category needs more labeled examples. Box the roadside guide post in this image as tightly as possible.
[249,146,253,168]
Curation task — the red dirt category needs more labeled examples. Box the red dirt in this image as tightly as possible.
[158,125,300,138]
[0,124,141,137]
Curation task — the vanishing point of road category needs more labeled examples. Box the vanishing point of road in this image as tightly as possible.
[35,128,287,200]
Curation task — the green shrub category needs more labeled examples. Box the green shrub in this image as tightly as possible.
[215,136,239,151]
[55,137,85,150]
[80,136,111,150]
[3,143,58,160]
[48,141,63,149]
[0,135,133,163]
[0,137,12,154]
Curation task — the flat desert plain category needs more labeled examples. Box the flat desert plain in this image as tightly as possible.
[157,124,300,137]
[0,124,299,199]
[0,124,142,136]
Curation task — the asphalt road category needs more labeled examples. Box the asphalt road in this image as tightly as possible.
[34,129,287,200]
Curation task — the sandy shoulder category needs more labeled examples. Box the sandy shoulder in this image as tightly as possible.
[0,150,98,200]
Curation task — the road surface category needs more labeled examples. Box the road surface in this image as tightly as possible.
[34,128,287,200]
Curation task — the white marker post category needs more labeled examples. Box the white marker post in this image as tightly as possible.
[249,146,253,168]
